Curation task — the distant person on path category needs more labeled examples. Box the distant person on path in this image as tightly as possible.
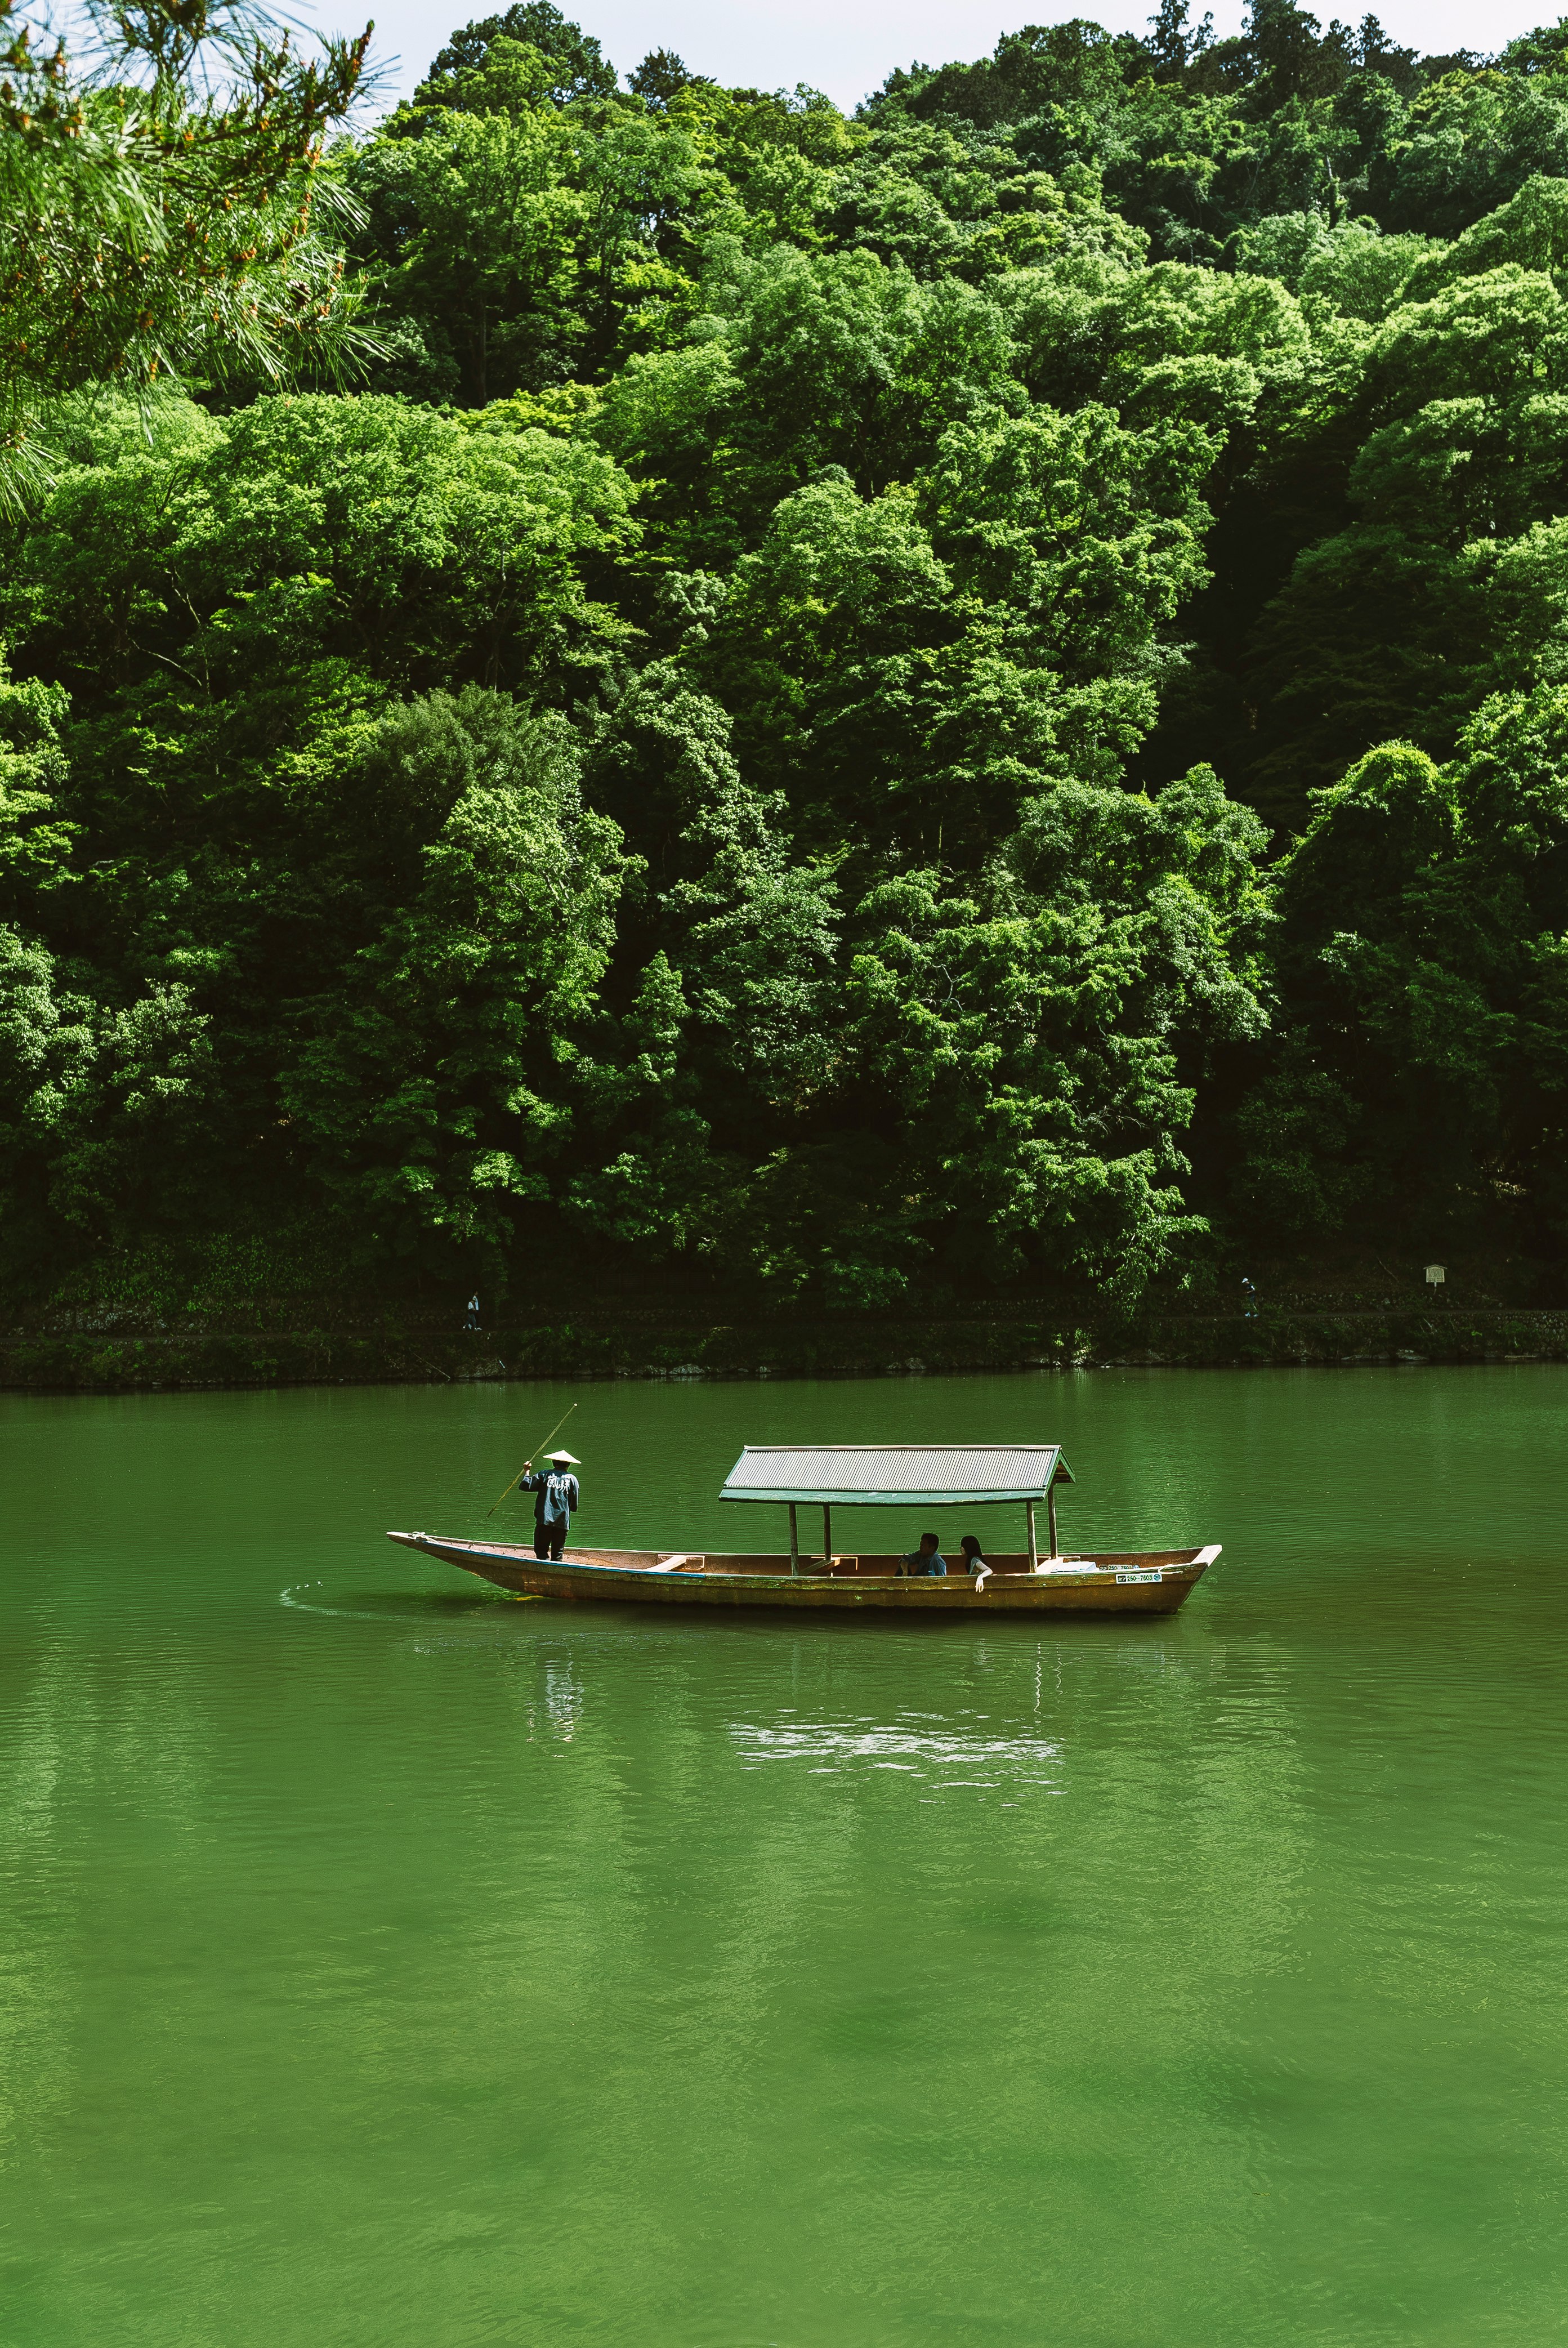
[464,1293,481,1330]
[518,1450,580,1560]
[898,1530,948,1577]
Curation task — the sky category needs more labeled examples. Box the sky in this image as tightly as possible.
[307,0,1552,115]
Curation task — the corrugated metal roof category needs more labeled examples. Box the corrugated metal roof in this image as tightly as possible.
[719,1444,1074,1507]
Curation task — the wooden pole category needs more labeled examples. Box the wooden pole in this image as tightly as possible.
[788,1503,799,1575]
[484,1402,579,1518]
[1047,1480,1058,1560]
[1026,1498,1039,1573]
[822,1503,832,1566]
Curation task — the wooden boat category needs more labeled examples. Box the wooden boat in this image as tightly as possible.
[389,1444,1219,1615]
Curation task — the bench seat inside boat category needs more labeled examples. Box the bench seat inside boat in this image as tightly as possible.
[524,1546,1203,1577]
[630,1549,1201,1577]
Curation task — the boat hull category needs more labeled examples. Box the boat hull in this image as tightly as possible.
[388,1534,1219,1613]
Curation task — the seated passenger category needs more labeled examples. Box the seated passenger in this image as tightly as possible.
[898,1530,948,1577]
[958,1535,989,1575]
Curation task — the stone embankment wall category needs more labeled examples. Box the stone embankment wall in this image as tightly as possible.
[3,1304,1566,1390]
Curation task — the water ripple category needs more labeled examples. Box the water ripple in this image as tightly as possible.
[730,1714,1063,1785]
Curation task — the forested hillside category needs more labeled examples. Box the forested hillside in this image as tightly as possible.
[8,0,1568,1324]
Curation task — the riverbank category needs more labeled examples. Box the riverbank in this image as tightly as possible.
[5,1301,1568,1389]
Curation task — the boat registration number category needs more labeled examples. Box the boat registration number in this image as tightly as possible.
[1116,1569,1162,1584]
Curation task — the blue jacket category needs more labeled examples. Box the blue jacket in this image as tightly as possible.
[902,1549,948,1577]
[521,1470,579,1526]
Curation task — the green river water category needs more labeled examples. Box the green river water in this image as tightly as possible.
[2,1367,1565,2347]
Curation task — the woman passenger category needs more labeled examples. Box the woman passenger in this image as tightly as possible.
[958,1535,989,1577]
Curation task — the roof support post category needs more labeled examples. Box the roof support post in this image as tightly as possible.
[822,1504,832,1568]
[788,1502,799,1575]
[1026,1498,1039,1573]
[1047,1479,1058,1561]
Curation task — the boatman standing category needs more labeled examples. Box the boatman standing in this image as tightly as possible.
[517,1450,581,1560]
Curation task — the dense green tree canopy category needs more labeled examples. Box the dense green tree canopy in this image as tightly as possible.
[8,0,1568,1314]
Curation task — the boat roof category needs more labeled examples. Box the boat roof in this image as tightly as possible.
[719,1444,1074,1508]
